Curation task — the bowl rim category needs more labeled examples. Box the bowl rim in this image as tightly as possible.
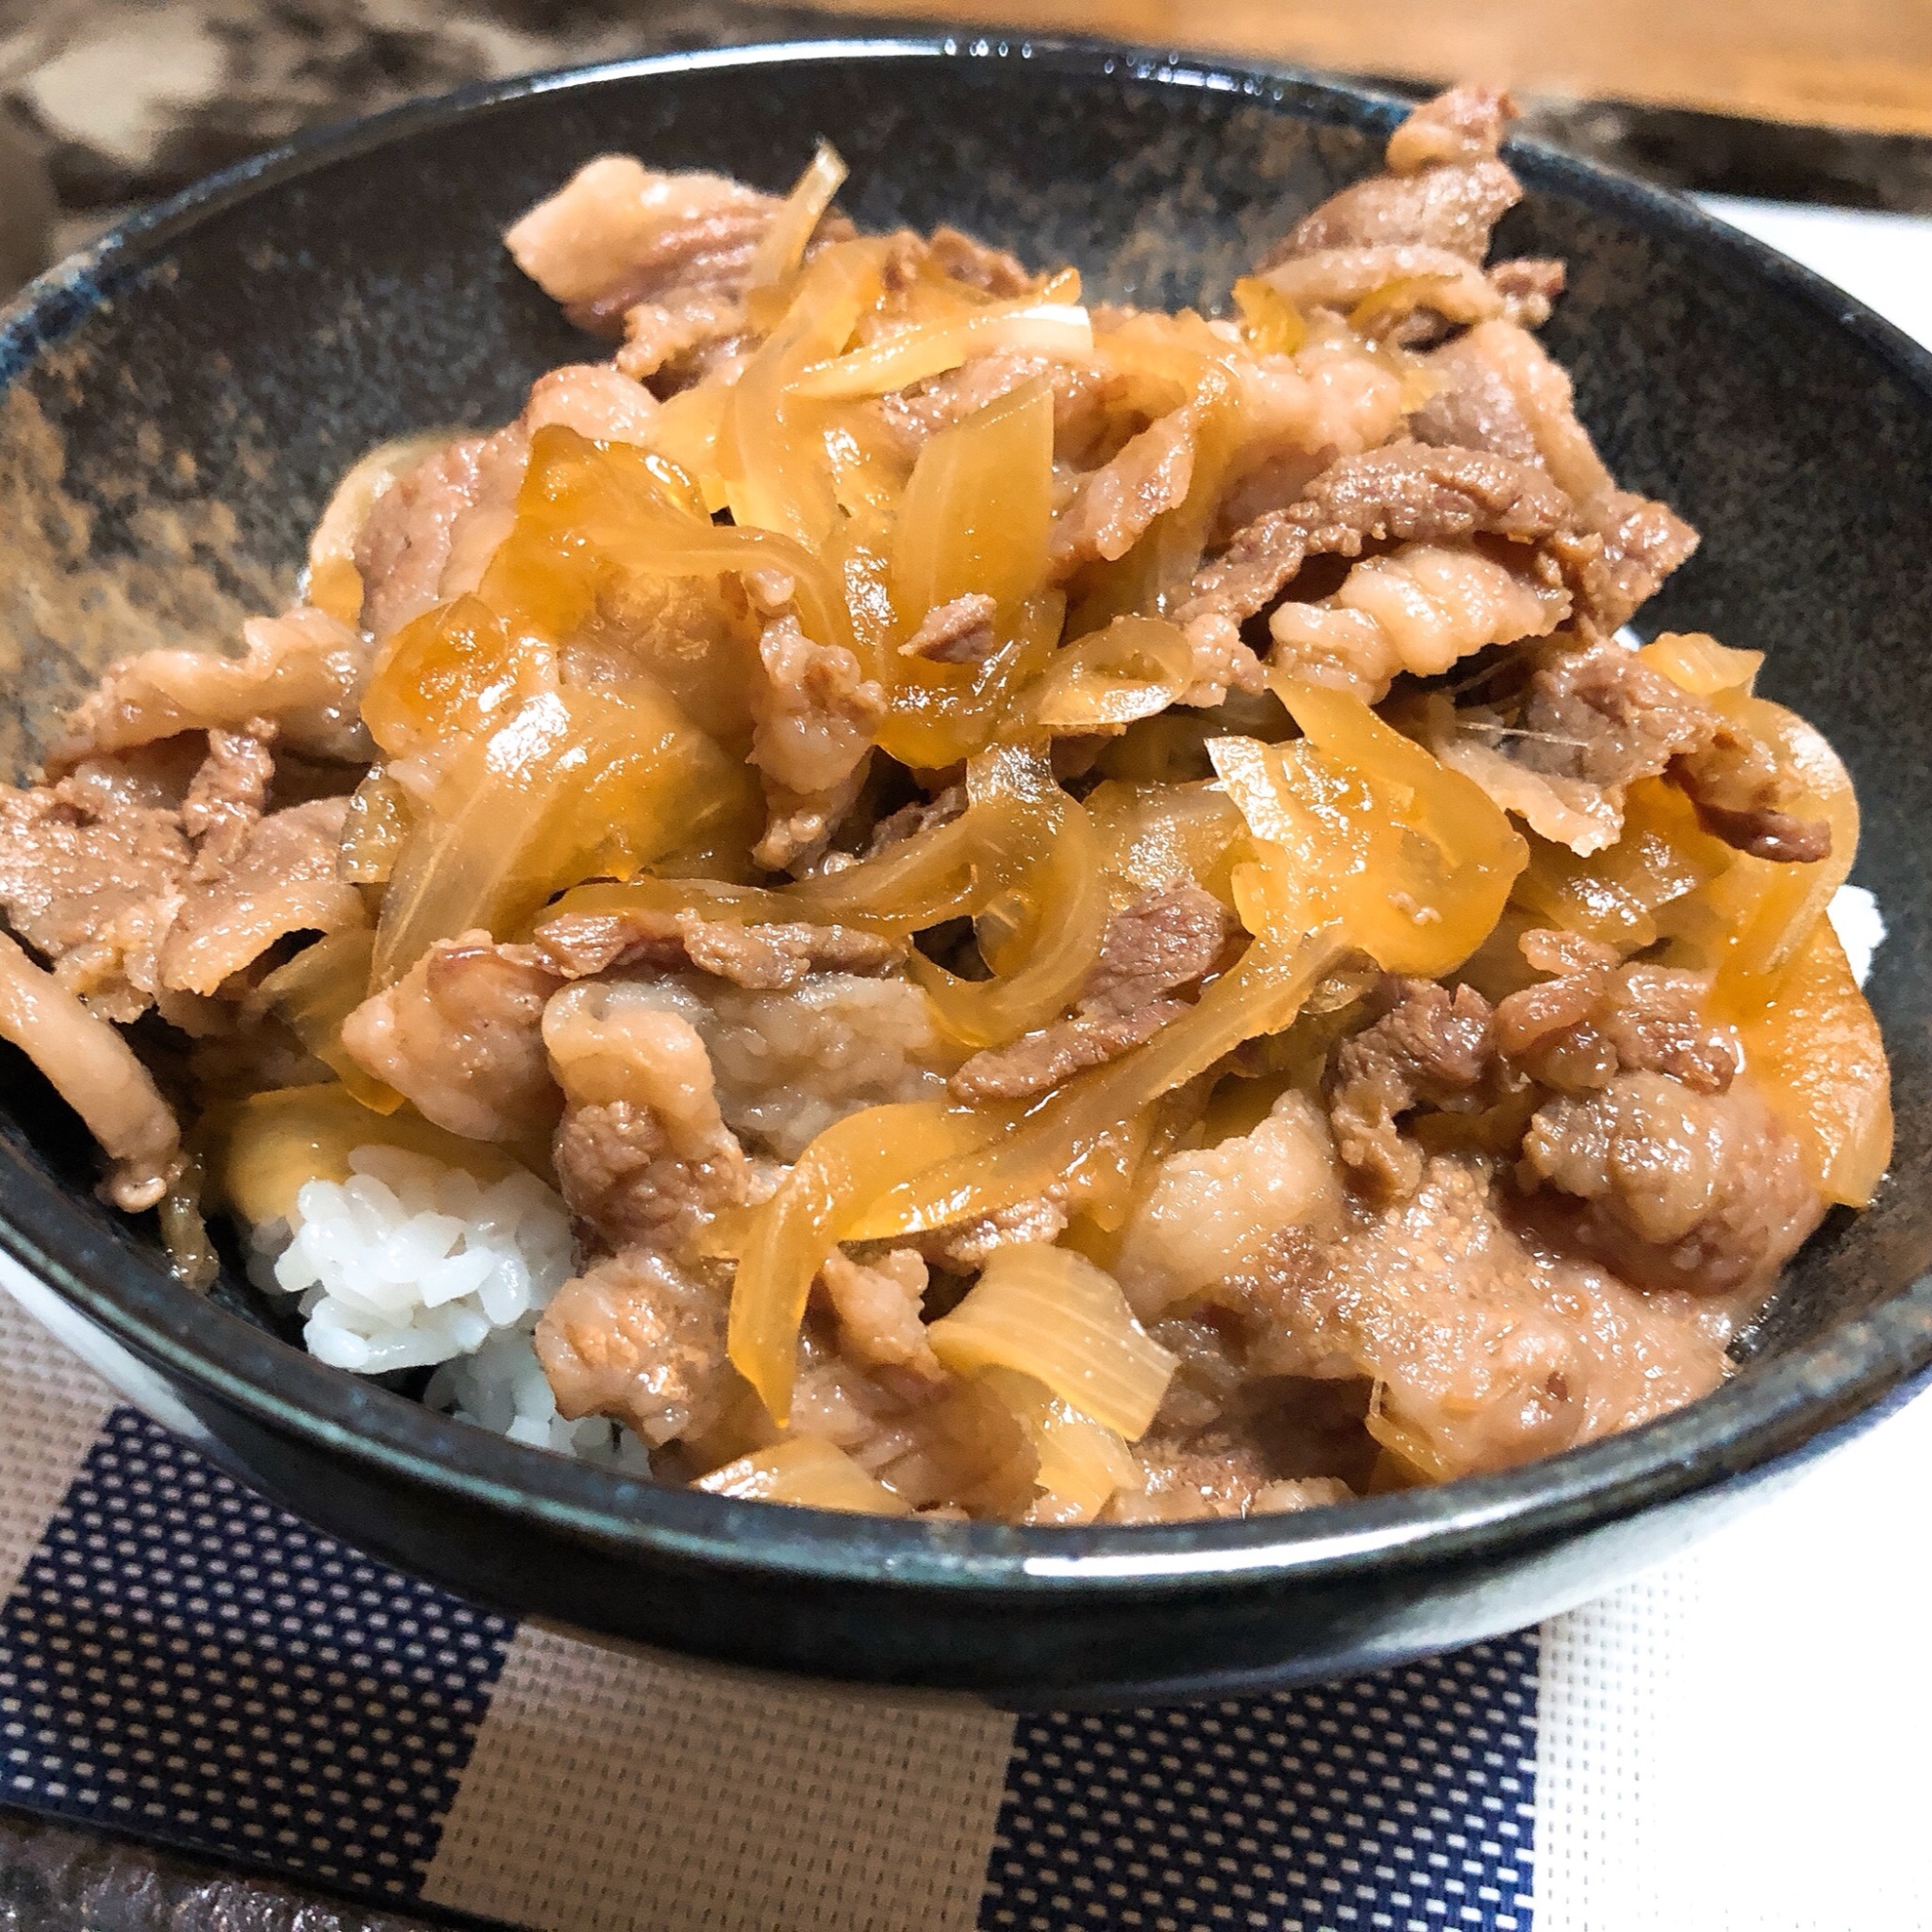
[3,32,1931,1600]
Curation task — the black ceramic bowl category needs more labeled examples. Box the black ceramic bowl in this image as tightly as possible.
[2,39,1930,1708]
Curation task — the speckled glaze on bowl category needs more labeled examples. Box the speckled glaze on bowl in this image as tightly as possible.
[1,40,1929,1708]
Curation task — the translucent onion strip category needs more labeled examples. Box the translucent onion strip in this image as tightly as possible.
[207,1085,526,1229]
[978,1363,1141,1523]
[727,1099,1010,1423]
[849,926,1345,1240]
[789,298,1094,401]
[747,141,848,293]
[256,929,402,1115]
[926,1247,1176,1441]
[1023,615,1194,734]
[695,1435,911,1516]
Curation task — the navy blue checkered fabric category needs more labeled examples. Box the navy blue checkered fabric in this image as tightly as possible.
[0,1403,1539,1928]
[980,1644,1535,1932]
[0,1406,513,1899]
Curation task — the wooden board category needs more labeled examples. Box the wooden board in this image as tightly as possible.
[803,0,1932,139]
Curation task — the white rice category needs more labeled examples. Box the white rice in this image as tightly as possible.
[1829,884,1886,987]
[247,1144,648,1470]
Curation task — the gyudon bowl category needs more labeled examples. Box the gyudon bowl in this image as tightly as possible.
[0,41,1927,1704]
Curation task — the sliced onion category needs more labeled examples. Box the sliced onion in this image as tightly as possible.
[926,1246,1175,1440]
[978,1364,1140,1522]
[789,299,1094,402]
[257,930,402,1115]
[726,1099,1010,1423]
[1023,615,1194,734]
[747,141,848,292]
[695,1436,912,1516]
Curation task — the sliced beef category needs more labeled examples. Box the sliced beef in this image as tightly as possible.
[52,608,371,766]
[873,352,1114,463]
[340,931,562,1143]
[1446,637,1830,863]
[531,902,904,988]
[1268,157,1521,266]
[949,887,1232,1102]
[1172,441,1574,639]
[900,592,999,666]
[1409,321,1699,633]
[504,153,779,345]
[1239,1151,1733,1478]
[749,613,886,874]
[535,1248,733,1446]
[1384,83,1516,172]
[1327,979,1496,1198]
[1048,406,1198,578]
[1521,1069,1824,1297]
[1489,257,1567,328]
[0,752,194,1020]
[1259,244,1503,329]
[926,225,1040,296]
[158,798,365,998]
[181,724,275,874]
[0,930,182,1211]
[543,982,750,1256]
[821,1247,941,1378]
[918,1189,1070,1271]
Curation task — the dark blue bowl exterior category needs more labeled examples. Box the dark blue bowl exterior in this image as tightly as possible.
[2,40,1930,1705]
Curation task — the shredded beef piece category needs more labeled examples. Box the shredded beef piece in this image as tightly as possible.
[1384,83,1515,172]
[1109,1435,1274,1521]
[749,613,885,871]
[873,352,1112,461]
[920,1190,1069,1270]
[947,1004,1181,1103]
[1516,636,1715,784]
[1245,1151,1733,1476]
[0,753,193,1019]
[1408,321,1699,633]
[864,783,967,855]
[543,984,750,1254]
[1267,535,1572,700]
[354,429,531,641]
[1521,1069,1823,1297]
[1328,980,1496,1198]
[1565,489,1702,635]
[1269,160,1521,267]
[949,888,1231,1102]
[0,930,182,1211]
[1049,406,1197,577]
[928,225,1040,296]
[1083,886,1234,1016]
[504,154,779,344]
[577,973,953,1164]
[1260,244,1503,328]
[1173,442,1574,639]
[530,903,903,989]
[1489,257,1567,328]
[181,723,274,876]
[822,1247,940,1377]
[1499,936,1742,1100]
[536,1249,733,1445]
[1690,800,1833,864]
[1115,1091,1344,1321]
[53,608,371,766]
[158,798,364,999]
[900,592,1000,665]
[341,930,561,1143]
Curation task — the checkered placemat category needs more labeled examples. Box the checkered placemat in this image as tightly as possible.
[7,1265,1932,1932]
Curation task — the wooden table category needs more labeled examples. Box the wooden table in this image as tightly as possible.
[804,0,1932,138]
